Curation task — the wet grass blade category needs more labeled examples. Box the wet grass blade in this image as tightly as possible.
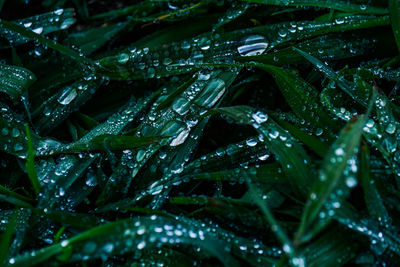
[238,0,388,14]
[11,216,239,267]
[0,64,36,99]
[0,19,92,65]
[260,64,338,132]
[24,124,40,195]
[360,143,389,221]
[390,0,400,53]
[211,105,312,196]
[0,8,76,47]
[0,212,17,266]
[37,134,164,156]
[296,115,367,242]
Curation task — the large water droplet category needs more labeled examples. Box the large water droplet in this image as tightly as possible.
[58,87,77,105]
[32,27,43,34]
[60,18,76,29]
[237,35,268,57]
[54,9,64,15]
[252,111,268,124]
[117,53,129,64]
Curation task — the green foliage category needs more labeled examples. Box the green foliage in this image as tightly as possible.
[1,1,400,266]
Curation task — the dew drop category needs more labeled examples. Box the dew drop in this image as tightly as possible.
[237,35,268,56]
[137,240,146,250]
[60,18,75,29]
[346,176,357,188]
[54,9,64,15]
[252,111,268,124]
[14,143,23,151]
[334,147,344,156]
[32,27,43,34]
[58,87,77,105]
[117,53,129,64]
[385,123,396,134]
[11,128,20,138]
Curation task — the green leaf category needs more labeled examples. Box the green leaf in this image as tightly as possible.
[24,124,40,195]
[0,8,76,47]
[390,0,400,53]
[360,143,389,221]
[260,64,338,132]
[0,211,17,266]
[0,19,92,65]
[212,105,313,196]
[11,216,239,267]
[296,115,367,242]
[37,134,164,156]
[238,0,388,15]
[0,64,36,99]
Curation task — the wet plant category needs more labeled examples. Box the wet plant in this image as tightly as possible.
[1,0,400,266]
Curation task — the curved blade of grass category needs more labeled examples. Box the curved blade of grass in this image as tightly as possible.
[10,216,239,267]
[302,227,358,267]
[24,124,40,195]
[0,103,39,158]
[294,47,368,107]
[0,19,92,65]
[276,119,329,157]
[335,203,400,256]
[38,95,155,209]
[246,177,297,260]
[66,22,129,55]
[238,0,388,15]
[390,0,400,53]
[0,8,76,47]
[260,64,338,132]
[211,105,312,197]
[98,15,388,80]
[97,69,238,205]
[0,212,17,266]
[36,134,165,156]
[360,143,389,221]
[296,115,367,242]
[0,64,36,99]
[34,79,102,134]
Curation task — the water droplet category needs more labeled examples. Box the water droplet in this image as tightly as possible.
[32,27,43,34]
[278,28,287,37]
[14,143,23,151]
[283,244,292,253]
[269,130,279,139]
[252,111,268,124]
[195,78,226,108]
[1,128,8,136]
[11,128,20,138]
[346,176,357,188]
[60,18,75,29]
[237,35,268,56]
[334,147,344,156]
[103,243,114,253]
[385,123,396,134]
[58,87,77,105]
[137,240,146,250]
[117,53,129,64]
[246,138,257,147]
[170,128,190,146]
[54,9,64,15]
[61,240,69,247]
